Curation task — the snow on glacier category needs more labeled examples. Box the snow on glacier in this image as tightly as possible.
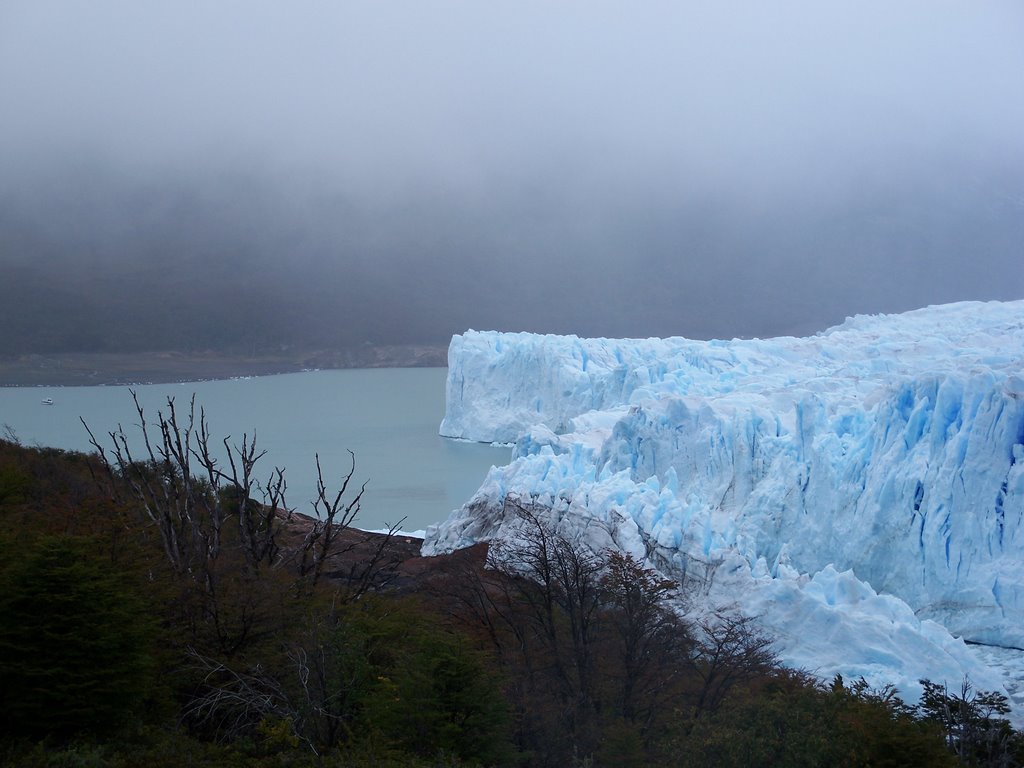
[427,300,1024,710]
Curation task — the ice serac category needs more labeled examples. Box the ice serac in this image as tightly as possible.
[427,300,1024,706]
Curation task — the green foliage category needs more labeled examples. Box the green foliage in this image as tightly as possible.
[677,672,956,768]
[256,716,301,752]
[918,678,1024,766]
[0,741,109,768]
[281,603,382,750]
[594,718,648,768]
[179,596,514,764]
[0,535,157,742]
[362,625,513,764]
[2,439,1023,768]
[0,462,32,504]
[680,675,842,767]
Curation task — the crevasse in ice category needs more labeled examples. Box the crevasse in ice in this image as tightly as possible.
[425,300,1024,711]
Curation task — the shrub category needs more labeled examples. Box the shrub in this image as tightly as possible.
[0,535,156,741]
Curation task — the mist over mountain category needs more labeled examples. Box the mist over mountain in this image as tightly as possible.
[2,150,1021,357]
[1,2,1022,356]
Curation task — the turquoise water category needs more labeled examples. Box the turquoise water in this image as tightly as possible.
[0,368,506,532]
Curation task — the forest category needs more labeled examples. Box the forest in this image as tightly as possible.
[1,399,1022,768]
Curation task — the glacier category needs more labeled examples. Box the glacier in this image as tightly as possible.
[425,300,1024,712]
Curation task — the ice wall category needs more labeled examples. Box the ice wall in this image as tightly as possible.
[427,301,1024,702]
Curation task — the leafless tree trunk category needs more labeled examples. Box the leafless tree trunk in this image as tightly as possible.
[182,647,293,744]
[476,496,607,756]
[489,499,605,705]
[688,610,777,721]
[82,390,286,582]
[599,550,691,728]
[84,391,402,603]
[294,451,365,587]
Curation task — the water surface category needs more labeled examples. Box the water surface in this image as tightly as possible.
[0,368,506,532]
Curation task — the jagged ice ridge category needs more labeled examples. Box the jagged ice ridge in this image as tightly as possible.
[424,300,1024,712]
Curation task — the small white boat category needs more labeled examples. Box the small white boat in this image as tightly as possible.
[41,398,54,405]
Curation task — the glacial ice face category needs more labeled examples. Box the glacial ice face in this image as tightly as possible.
[427,300,1024,703]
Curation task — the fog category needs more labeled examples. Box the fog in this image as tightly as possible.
[1,1,1022,354]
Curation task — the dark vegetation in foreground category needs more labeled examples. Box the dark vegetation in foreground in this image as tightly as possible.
[1,399,1022,767]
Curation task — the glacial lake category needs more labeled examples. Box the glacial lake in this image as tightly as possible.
[0,368,508,533]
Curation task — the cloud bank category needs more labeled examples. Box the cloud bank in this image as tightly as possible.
[1,1,1022,351]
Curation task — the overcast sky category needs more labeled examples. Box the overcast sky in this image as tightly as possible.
[1,1,1022,345]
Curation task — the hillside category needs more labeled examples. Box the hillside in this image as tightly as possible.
[4,433,1020,766]
[0,344,447,387]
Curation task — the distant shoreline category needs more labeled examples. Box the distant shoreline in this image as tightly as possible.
[0,345,448,387]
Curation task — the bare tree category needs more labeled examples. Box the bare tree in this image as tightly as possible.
[599,550,692,728]
[439,496,700,763]
[82,390,288,580]
[182,648,292,744]
[687,610,778,721]
[486,497,605,718]
[919,677,1021,766]
[2,423,20,445]
[83,391,402,652]
[182,605,382,757]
